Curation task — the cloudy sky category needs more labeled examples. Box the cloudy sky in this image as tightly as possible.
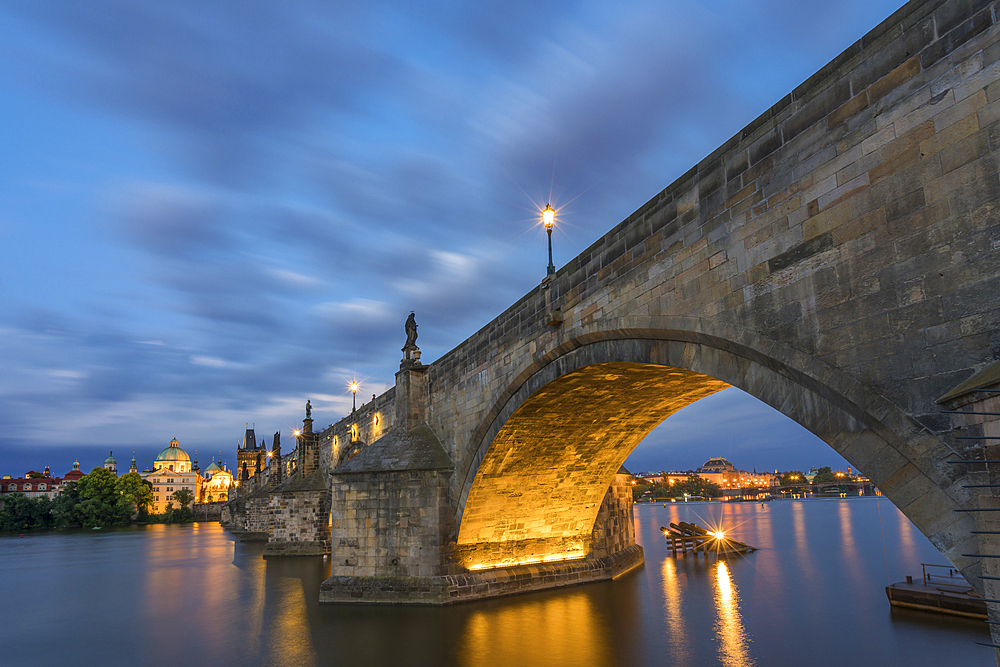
[0,0,904,477]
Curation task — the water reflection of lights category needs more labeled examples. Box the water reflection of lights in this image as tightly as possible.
[660,557,691,661]
[714,561,755,667]
[458,590,609,667]
[897,507,915,552]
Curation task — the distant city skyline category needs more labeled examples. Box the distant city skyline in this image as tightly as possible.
[3,386,851,478]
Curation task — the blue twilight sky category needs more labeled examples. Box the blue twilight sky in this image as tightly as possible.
[0,0,905,478]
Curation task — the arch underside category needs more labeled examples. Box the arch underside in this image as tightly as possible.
[452,334,976,580]
[456,362,728,568]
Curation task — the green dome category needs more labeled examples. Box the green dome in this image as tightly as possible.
[104,451,117,464]
[155,438,191,463]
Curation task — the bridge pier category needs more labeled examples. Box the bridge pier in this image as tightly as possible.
[227,0,1000,644]
[939,366,1000,658]
[320,467,642,604]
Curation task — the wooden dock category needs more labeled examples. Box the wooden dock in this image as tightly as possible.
[660,521,757,557]
[886,564,987,619]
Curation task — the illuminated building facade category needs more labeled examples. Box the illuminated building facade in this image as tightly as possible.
[696,458,776,489]
[141,438,201,514]
[199,460,233,503]
[102,451,117,475]
[237,427,267,483]
[0,466,61,499]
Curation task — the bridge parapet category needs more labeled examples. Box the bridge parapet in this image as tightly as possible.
[311,0,1000,612]
[319,387,397,473]
[409,0,1000,588]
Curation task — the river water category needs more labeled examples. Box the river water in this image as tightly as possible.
[0,497,990,666]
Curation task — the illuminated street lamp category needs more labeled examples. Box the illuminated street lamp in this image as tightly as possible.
[350,381,360,412]
[542,204,556,276]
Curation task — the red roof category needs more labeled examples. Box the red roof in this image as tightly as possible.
[1,477,61,493]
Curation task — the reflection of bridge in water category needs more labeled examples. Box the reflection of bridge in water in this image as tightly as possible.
[227,4,1000,655]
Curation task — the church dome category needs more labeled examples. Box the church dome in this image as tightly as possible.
[155,438,191,463]
[104,452,117,464]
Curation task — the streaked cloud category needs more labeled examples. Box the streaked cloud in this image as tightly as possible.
[0,0,902,473]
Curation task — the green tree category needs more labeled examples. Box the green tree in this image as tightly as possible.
[77,467,119,505]
[168,489,195,523]
[116,472,153,518]
[779,471,807,485]
[51,481,80,526]
[646,477,722,499]
[171,488,194,510]
[0,494,53,531]
[812,466,837,484]
[75,468,129,527]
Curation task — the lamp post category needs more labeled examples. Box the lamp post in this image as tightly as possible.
[542,204,555,276]
[350,381,359,412]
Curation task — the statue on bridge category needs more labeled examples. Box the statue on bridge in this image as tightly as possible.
[401,312,422,367]
[404,312,418,349]
[305,399,312,420]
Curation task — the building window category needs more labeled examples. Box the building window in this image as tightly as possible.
[39,484,45,490]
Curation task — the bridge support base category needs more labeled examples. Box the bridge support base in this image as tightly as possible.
[319,544,643,605]
[263,540,328,557]
[232,531,268,542]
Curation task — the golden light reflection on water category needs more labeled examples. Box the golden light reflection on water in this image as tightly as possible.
[713,561,755,667]
[660,557,691,661]
[897,506,915,553]
[838,501,858,573]
[458,589,610,667]
[265,575,318,665]
[790,501,817,588]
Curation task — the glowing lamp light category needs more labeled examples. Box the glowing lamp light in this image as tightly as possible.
[294,429,301,437]
[349,381,360,412]
[542,204,555,229]
[541,204,557,276]
[267,451,273,457]
[714,531,725,540]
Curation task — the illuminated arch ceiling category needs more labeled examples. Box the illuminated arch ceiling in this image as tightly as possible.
[457,362,729,550]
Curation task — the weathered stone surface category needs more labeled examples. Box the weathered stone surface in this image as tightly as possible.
[319,544,644,605]
[263,0,1000,608]
[335,424,452,474]
[263,470,330,557]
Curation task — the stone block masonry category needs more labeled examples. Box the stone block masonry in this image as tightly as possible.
[414,0,1000,598]
[327,425,455,578]
[263,469,330,558]
[265,0,1000,621]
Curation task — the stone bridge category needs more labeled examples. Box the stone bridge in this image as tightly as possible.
[234,0,1000,635]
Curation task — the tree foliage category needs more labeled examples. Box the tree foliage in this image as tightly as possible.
[638,477,723,499]
[116,472,153,519]
[171,488,194,509]
[0,494,53,531]
[779,471,807,485]
[1,468,198,531]
[812,466,838,484]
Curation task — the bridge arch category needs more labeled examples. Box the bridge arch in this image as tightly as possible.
[453,320,975,575]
